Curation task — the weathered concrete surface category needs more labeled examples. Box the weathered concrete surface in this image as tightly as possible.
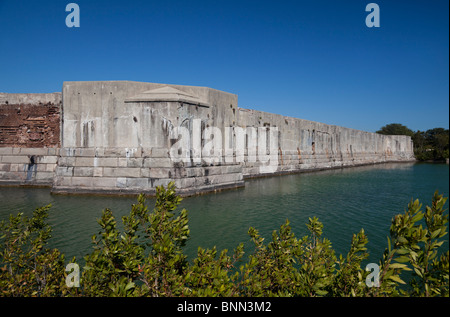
[61,81,236,148]
[0,93,61,105]
[53,81,243,195]
[50,81,415,195]
[0,81,415,195]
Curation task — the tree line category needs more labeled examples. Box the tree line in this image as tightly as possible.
[376,123,449,161]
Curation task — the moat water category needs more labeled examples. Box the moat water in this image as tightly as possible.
[0,162,448,265]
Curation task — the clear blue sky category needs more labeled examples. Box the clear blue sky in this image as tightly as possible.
[0,0,448,132]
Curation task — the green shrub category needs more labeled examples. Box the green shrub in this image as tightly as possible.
[1,183,448,297]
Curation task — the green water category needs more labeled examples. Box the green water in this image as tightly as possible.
[0,162,448,265]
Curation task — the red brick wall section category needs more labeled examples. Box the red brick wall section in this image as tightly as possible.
[0,102,61,148]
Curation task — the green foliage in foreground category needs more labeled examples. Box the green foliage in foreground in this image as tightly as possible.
[1,183,448,297]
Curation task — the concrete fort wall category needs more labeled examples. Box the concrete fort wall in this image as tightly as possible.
[0,93,61,186]
[53,81,244,195]
[0,81,415,195]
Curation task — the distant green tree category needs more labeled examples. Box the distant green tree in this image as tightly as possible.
[376,123,414,137]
